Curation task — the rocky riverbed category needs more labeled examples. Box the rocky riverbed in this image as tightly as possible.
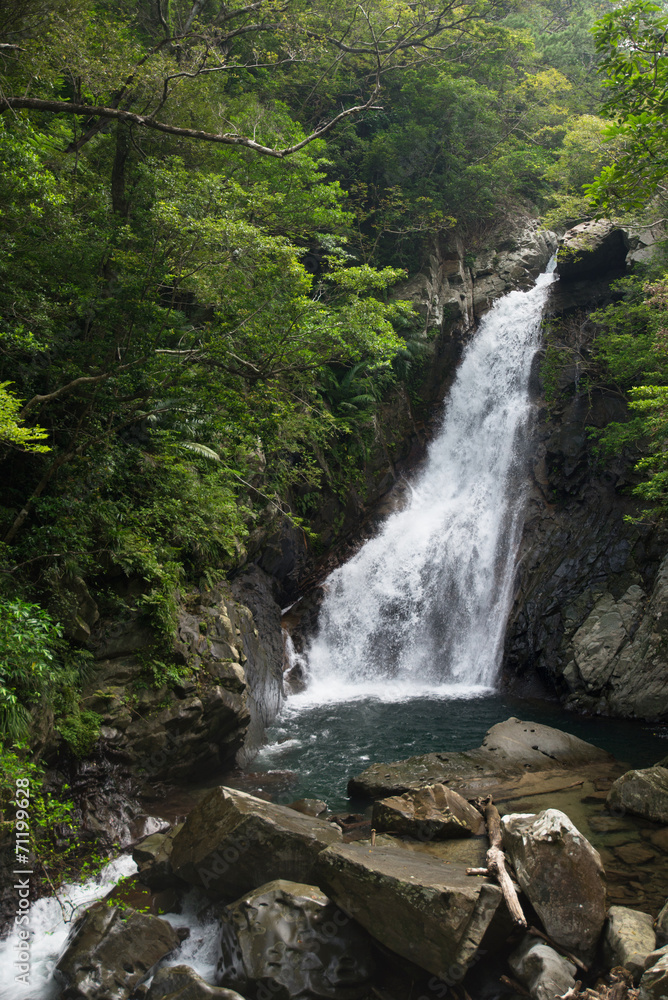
[31,718,668,1000]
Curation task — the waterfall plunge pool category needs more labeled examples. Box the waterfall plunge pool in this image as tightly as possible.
[248,692,668,812]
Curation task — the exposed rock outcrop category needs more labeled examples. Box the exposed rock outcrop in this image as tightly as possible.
[169,786,342,899]
[503,273,668,720]
[217,879,375,999]
[557,220,628,281]
[399,220,558,333]
[500,809,606,963]
[54,901,180,1000]
[82,586,280,781]
[316,840,502,982]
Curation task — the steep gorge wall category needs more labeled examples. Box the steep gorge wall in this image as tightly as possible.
[504,246,668,722]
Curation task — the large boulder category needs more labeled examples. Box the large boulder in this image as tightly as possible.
[556,220,628,281]
[316,840,502,982]
[216,880,375,999]
[501,809,606,963]
[639,944,668,1000]
[148,964,246,1000]
[134,824,184,891]
[607,766,668,824]
[603,906,657,982]
[372,784,484,840]
[508,936,577,1000]
[54,901,181,1000]
[169,787,341,899]
[348,718,614,800]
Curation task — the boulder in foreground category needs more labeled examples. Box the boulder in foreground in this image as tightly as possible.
[639,943,668,1000]
[372,783,485,840]
[607,766,668,825]
[55,901,180,1000]
[501,809,606,963]
[509,936,577,1000]
[316,840,502,982]
[169,786,342,899]
[217,879,375,999]
[603,906,656,982]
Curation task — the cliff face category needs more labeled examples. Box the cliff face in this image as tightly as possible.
[503,247,668,722]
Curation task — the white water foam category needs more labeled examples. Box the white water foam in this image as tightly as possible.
[301,264,557,705]
[0,854,137,1000]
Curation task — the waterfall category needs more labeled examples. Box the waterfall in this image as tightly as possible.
[298,264,556,705]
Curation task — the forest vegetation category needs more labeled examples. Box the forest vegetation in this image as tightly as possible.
[0,0,666,794]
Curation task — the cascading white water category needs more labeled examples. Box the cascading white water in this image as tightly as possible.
[298,263,557,705]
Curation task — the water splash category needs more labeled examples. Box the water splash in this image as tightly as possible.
[299,265,556,706]
[0,854,137,1000]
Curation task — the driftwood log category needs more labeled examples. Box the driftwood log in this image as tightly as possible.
[466,794,527,929]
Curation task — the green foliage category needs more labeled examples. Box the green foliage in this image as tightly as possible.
[0,383,50,453]
[0,598,62,740]
[585,0,668,214]
[540,340,573,408]
[594,274,668,516]
[56,710,102,758]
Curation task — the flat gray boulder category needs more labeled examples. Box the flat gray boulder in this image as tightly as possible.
[216,879,375,999]
[640,943,668,1000]
[607,766,668,825]
[316,840,502,982]
[148,964,246,999]
[170,786,341,899]
[501,809,606,963]
[348,718,614,800]
[55,901,181,1000]
[508,936,577,1000]
[372,783,484,840]
[603,906,656,982]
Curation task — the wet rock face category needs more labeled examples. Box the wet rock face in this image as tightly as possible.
[503,287,668,719]
[216,880,375,1000]
[169,786,342,900]
[231,566,284,757]
[372,784,484,839]
[500,809,607,963]
[315,840,502,982]
[82,585,286,781]
[607,766,668,824]
[603,906,656,983]
[508,936,577,1000]
[556,220,629,281]
[54,901,180,1000]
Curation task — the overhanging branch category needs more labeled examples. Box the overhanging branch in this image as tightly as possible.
[0,94,381,157]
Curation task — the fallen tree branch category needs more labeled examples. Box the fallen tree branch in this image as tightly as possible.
[466,794,527,929]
